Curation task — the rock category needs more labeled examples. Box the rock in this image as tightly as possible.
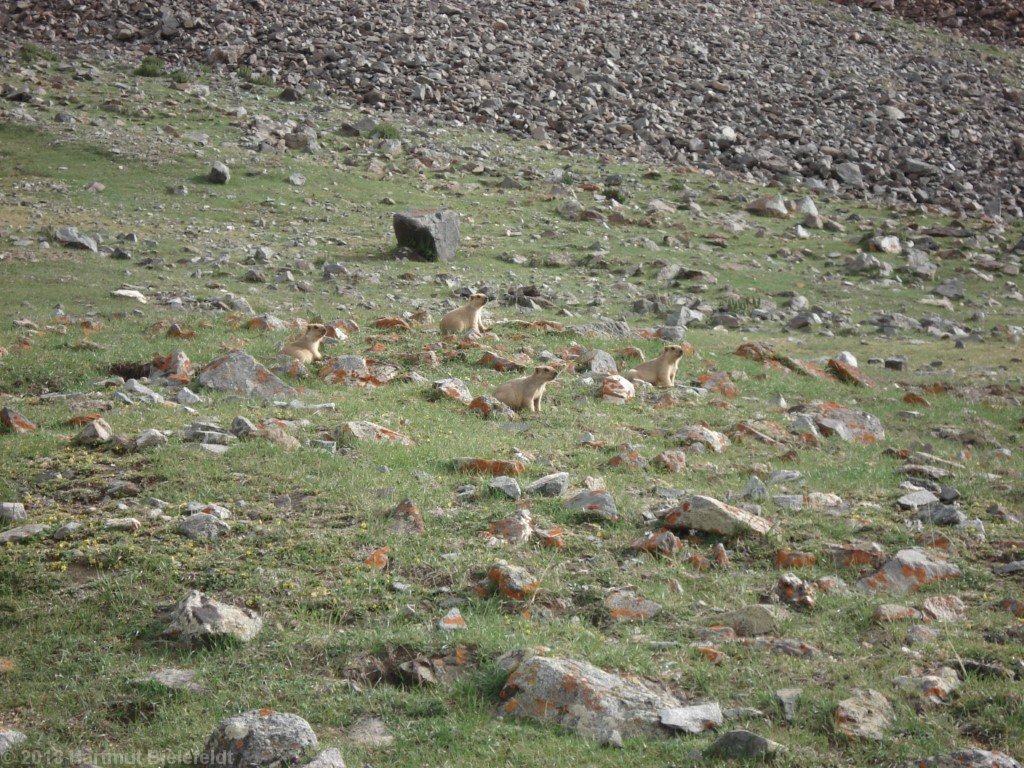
[486,561,540,600]
[135,429,168,449]
[135,667,205,692]
[54,225,98,251]
[319,356,396,387]
[604,589,662,622]
[581,348,618,374]
[716,604,788,637]
[393,209,460,261]
[894,666,959,704]
[628,530,684,557]
[897,750,1022,768]
[387,498,424,536]
[201,709,318,768]
[662,495,772,537]
[706,730,786,760]
[835,689,894,740]
[748,195,790,218]
[208,161,230,184]
[432,378,472,404]
[498,654,684,740]
[163,590,262,644]
[0,406,36,433]
[600,374,635,403]
[0,503,26,523]
[343,717,392,749]
[304,749,347,768]
[922,595,966,623]
[467,395,518,420]
[874,604,923,623]
[180,513,231,540]
[489,476,522,500]
[335,421,415,446]
[565,489,619,522]
[788,401,884,443]
[673,425,731,453]
[897,490,939,510]
[659,702,723,733]
[453,457,525,476]
[857,548,960,593]
[652,450,687,472]
[525,472,570,497]
[438,607,466,630]
[74,418,113,445]
[199,352,297,400]
[776,688,801,723]
[0,727,26,757]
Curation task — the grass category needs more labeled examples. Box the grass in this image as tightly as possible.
[0,43,1022,768]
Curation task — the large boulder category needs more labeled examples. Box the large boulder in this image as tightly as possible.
[202,709,318,768]
[393,209,460,261]
[856,548,960,593]
[198,352,297,400]
[498,654,684,740]
[661,495,772,537]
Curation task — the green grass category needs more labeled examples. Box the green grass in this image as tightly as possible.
[0,44,1022,768]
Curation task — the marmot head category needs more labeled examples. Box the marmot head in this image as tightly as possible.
[663,344,685,360]
[533,365,560,381]
[304,323,329,340]
[469,293,489,307]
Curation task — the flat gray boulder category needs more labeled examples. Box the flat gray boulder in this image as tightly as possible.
[199,352,297,400]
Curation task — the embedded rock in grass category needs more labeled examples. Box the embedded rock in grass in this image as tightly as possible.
[705,730,786,760]
[835,689,894,740]
[486,561,540,600]
[388,498,424,536]
[525,472,570,497]
[335,421,415,446]
[659,702,723,733]
[305,748,347,768]
[179,513,231,540]
[716,604,788,637]
[489,476,522,500]
[136,429,168,449]
[788,401,884,444]
[163,590,262,645]
[497,655,684,740]
[54,225,98,252]
[896,750,1022,768]
[319,356,397,387]
[393,209,460,262]
[202,709,317,768]
[628,529,683,557]
[652,450,687,472]
[74,418,113,445]
[600,374,635,403]
[453,457,525,476]
[605,589,662,623]
[151,351,194,384]
[0,406,36,433]
[565,489,619,523]
[467,395,518,421]
[432,377,472,404]
[856,548,960,593]
[893,666,959,705]
[135,667,206,693]
[0,524,48,544]
[198,352,297,400]
[661,495,772,537]
[0,727,26,757]
[672,425,731,453]
[342,717,393,749]
[827,358,876,388]
[208,161,230,184]
[0,503,26,523]
[922,595,966,623]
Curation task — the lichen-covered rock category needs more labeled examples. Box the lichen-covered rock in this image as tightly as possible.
[835,689,894,740]
[672,425,731,453]
[705,730,786,760]
[432,377,472,403]
[198,352,297,400]
[319,356,397,387]
[788,400,884,443]
[628,529,684,557]
[0,407,36,433]
[600,374,635,403]
[605,589,662,623]
[453,457,525,476]
[74,418,113,445]
[565,489,619,522]
[201,709,318,768]
[334,421,415,446]
[163,590,262,644]
[467,395,518,420]
[856,548,960,593]
[498,655,684,740]
[716,604,788,637]
[486,561,540,600]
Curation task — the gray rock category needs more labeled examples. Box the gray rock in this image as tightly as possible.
[0,502,26,523]
[52,521,82,541]
[835,689,894,740]
[202,709,318,768]
[776,688,801,722]
[659,702,723,733]
[209,161,231,184]
[198,352,297,400]
[717,604,788,637]
[393,209,460,262]
[135,429,168,449]
[489,476,522,500]
[54,225,98,252]
[661,495,772,537]
[525,472,570,497]
[305,748,347,768]
[897,750,1022,768]
[565,489,618,522]
[0,727,27,757]
[706,729,786,760]
[0,524,48,544]
[163,590,262,645]
[74,418,113,445]
[179,513,231,540]
[342,717,392,749]
[497,654,684,740]
[135,667,206,693]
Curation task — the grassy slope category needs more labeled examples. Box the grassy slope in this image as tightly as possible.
[0,47,1022,768]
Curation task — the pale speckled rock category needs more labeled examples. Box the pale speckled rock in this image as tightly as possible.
[163,590,262,644]
[201,709,317,768]
[662,495,772,537]
[835,689,894,740]
[198,352,297,400]
[897,750,1022,768]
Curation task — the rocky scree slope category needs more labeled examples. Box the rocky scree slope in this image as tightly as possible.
[3,0,1024,217]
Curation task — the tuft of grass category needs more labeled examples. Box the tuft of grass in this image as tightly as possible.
[18,43,57,64]
[168,70,191,85]
[134,56,165,77]
[370,121,401,140]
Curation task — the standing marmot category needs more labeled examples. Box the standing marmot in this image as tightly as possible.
[280,323,329,364]
[440,293,489,335]
[624,345,685,388]
[492,365,560,413]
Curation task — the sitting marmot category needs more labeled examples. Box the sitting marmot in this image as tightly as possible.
[280,323,329,364]
[492,365,559,413]
[624,345,685,388]
[440,293,489,335]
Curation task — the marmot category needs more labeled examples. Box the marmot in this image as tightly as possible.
[440,293,489,335]
[492,365,559,413]
[280,323,329,364]
[624,344,685,388]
